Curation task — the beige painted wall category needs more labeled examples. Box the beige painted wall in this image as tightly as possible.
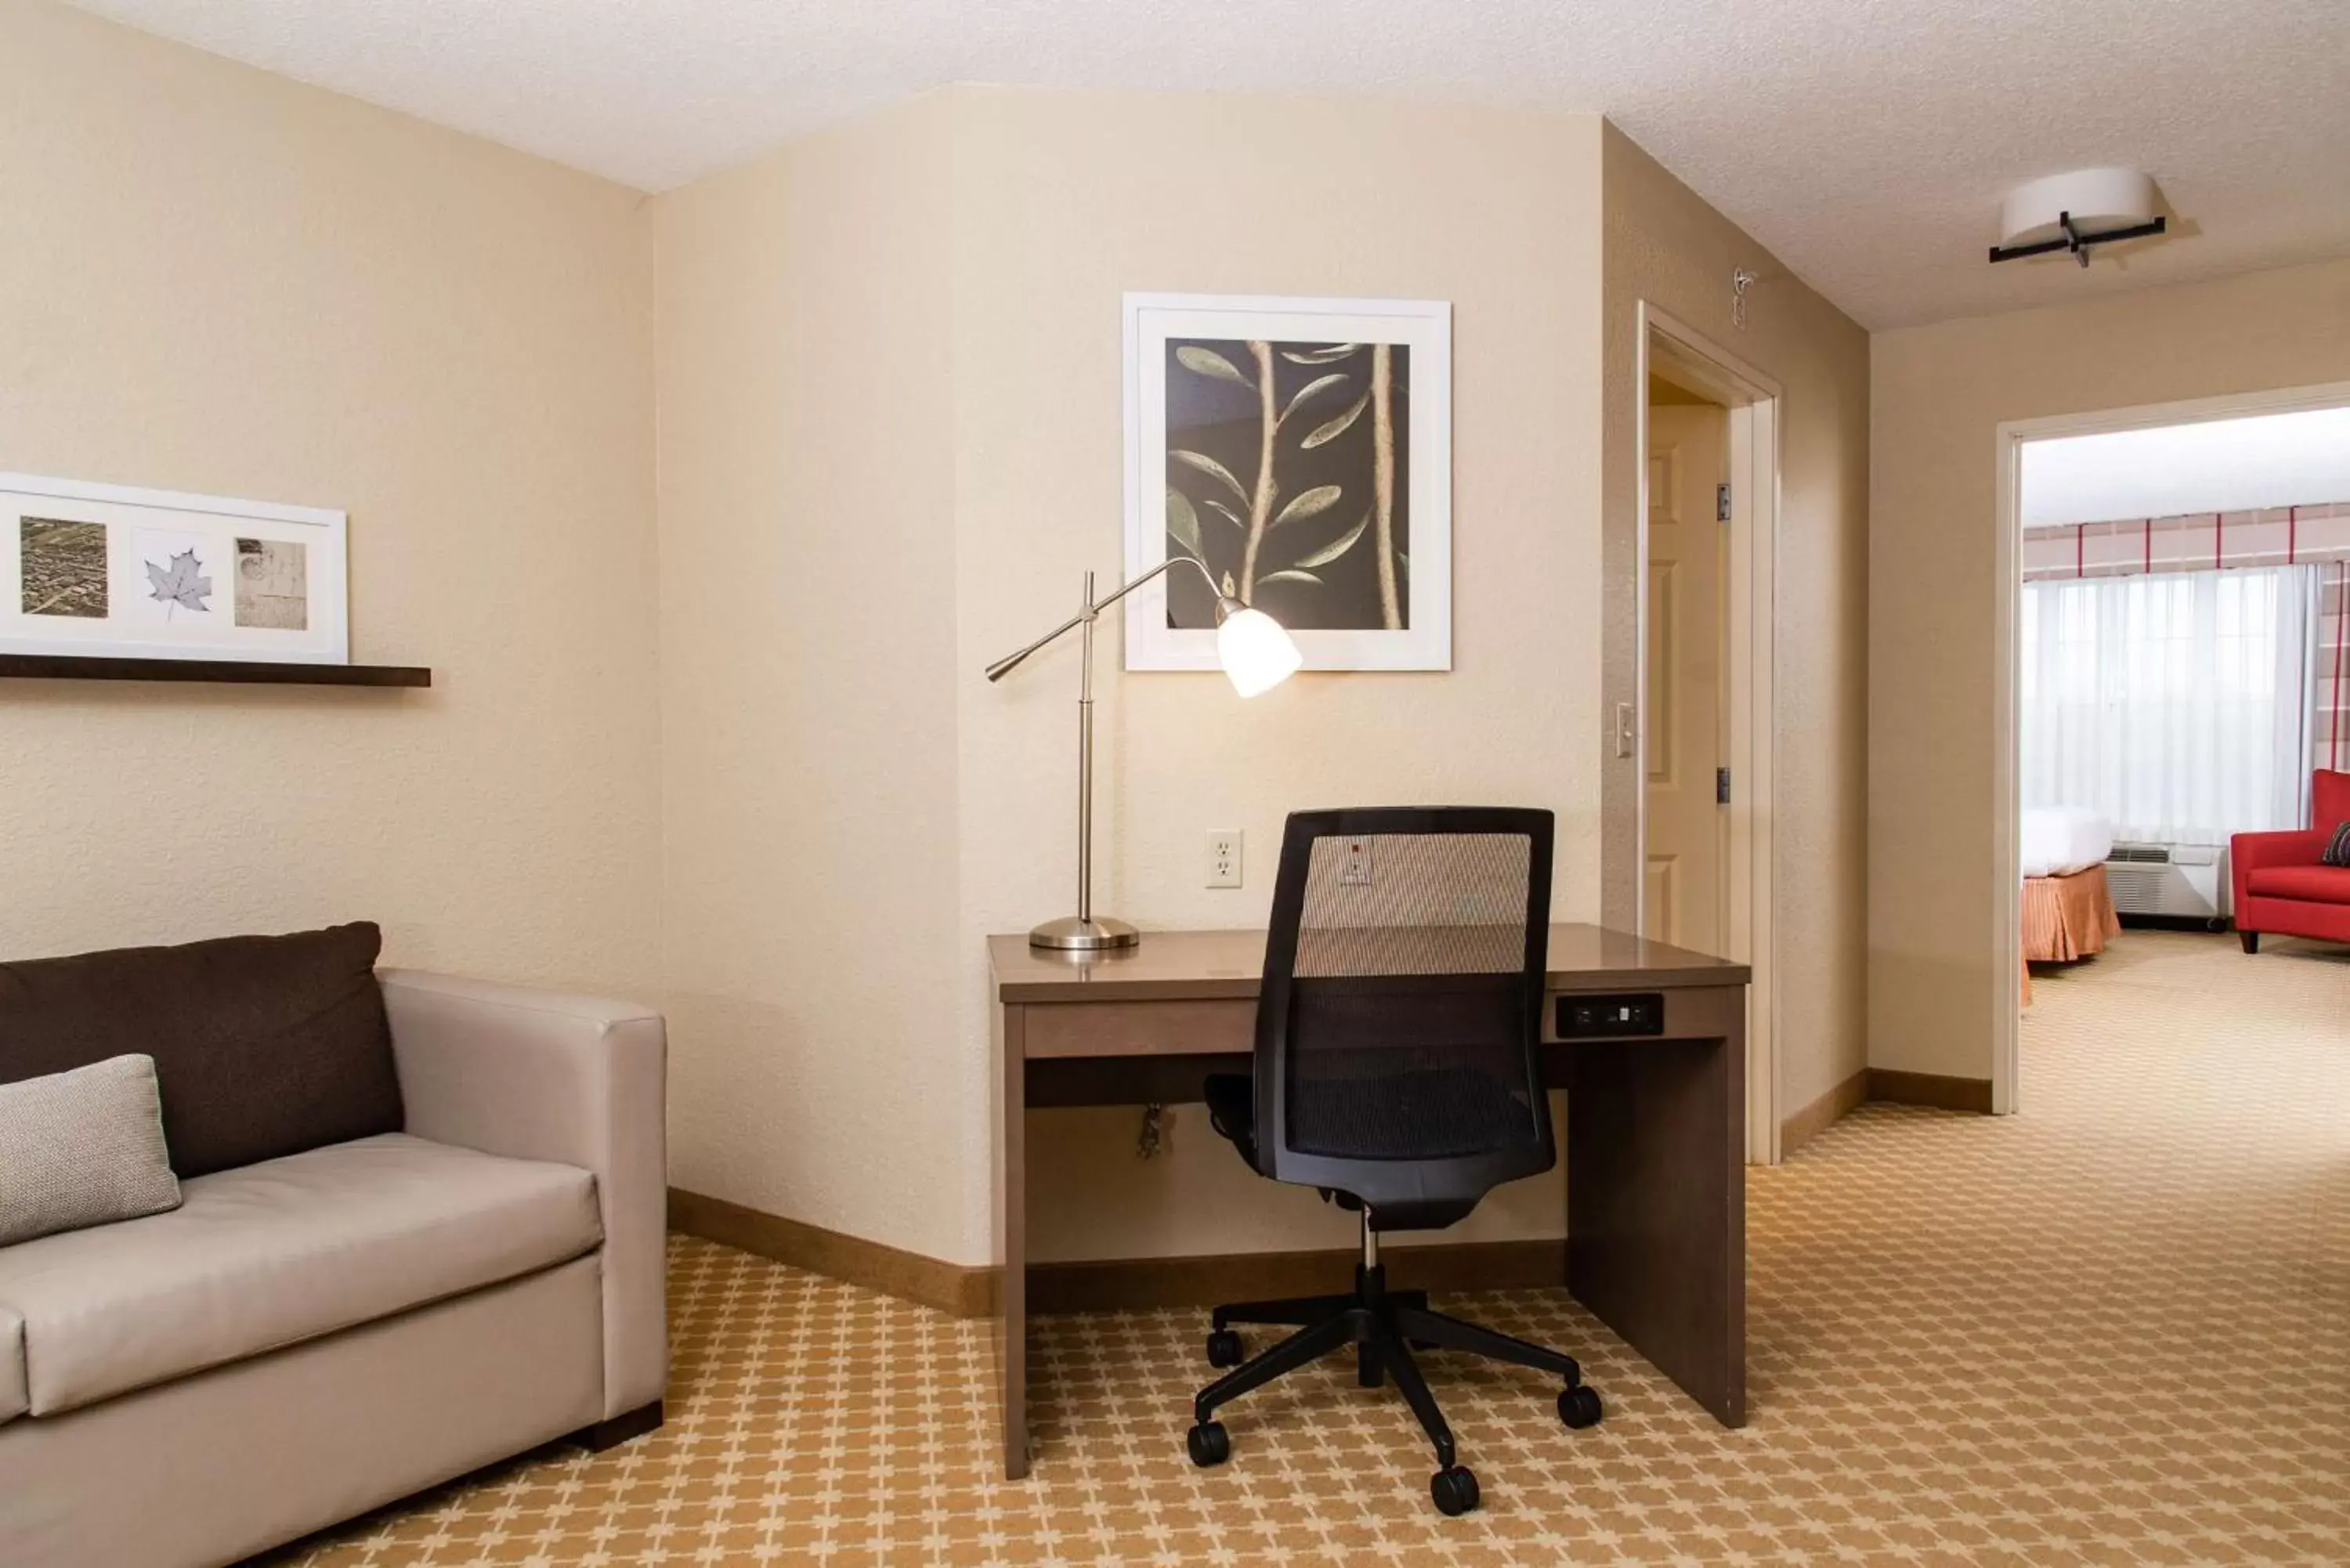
[1871,256,2350,1082]
[949,90,1607,1264]
[652,99,971,1261]
[653,89,1609,1266]
[0,2,661,993]
[1,9,1875,1272]
[653,92,1885,1268]
[1600,126,1872,1120]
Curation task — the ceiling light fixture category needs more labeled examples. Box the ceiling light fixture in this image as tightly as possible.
[1988,168,2167,269]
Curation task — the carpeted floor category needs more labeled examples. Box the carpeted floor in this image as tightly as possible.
[268,928,2348,1565]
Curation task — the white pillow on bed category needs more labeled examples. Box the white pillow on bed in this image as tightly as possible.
[2021,808,2115,879]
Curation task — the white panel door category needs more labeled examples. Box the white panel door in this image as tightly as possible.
[1644,402,1729,954]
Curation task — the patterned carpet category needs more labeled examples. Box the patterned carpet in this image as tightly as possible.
[268,929,2349,1566]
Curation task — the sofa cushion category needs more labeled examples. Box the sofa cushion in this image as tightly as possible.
[0,923,403,1179]
[0,1133,599,1417]
[2244,864,2350,904]
[0,1303,24,1426]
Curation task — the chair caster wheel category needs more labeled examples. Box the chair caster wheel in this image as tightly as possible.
[1186,1420,1231,1467]
[1205,1329,1244,1368]
[1558,1385,1604,1429]
[1430,1464,1480,1516]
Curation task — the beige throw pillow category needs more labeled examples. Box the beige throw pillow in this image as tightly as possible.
[0,1054,182,1248]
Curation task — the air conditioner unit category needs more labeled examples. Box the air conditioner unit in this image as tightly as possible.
[2106,842,2231,924]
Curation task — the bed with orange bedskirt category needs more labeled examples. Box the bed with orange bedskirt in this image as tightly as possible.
[2023,862,2122,963]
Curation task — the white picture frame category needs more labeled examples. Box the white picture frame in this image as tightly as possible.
[1123,293,1452,674]
[2,471,348,664]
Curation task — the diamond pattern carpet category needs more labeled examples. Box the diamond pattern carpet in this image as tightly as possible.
[264,930,2348,1565]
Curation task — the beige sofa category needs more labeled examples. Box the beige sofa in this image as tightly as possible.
[0,970,668,1568]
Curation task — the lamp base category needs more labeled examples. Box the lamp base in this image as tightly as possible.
[1029,915,1141,952]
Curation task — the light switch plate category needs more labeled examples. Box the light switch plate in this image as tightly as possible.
[1340,836,1374,886]
[1206,829,1243,888]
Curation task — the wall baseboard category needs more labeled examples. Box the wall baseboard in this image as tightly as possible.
[1779,1065,1995,1154]
[1781,1067,1871,1155]
[679,1063,1990,1321]
[1030,1237,1567,1316]
[666,1188,993,1317]
[668,1188,1567,1321]
[1866,1068,1996,1115]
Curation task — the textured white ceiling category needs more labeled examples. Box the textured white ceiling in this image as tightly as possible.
[63,0,2350,328]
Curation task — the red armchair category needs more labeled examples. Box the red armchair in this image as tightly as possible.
[2232,769,2350,951]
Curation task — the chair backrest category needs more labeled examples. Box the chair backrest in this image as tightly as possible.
[1253,807,1556,1223]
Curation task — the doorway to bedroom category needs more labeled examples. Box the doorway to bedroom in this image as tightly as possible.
[1632,307,1781,1162]
[1997,387,2350,1109]
[1641,369,1730,959]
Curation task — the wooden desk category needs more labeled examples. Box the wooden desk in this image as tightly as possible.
[989,923,1749,1479]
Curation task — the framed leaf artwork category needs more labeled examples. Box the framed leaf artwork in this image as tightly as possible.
[1123,293,1452,674]
[0,471,348,663]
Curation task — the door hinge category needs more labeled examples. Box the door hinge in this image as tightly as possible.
[1716,482,1731,522]
[1716,766,1732,804]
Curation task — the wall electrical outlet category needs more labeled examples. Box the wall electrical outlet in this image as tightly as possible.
[1206,830,1243,889]
[1340,836,1374,886]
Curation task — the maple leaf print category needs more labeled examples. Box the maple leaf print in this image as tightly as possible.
[145,548,212,616]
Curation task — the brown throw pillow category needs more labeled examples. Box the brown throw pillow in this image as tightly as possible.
[0,923,401,1179]
[2323,823,2350,867]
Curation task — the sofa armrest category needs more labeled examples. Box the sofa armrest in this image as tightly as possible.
[379,969,667,1422]
[2231,829,2332,916]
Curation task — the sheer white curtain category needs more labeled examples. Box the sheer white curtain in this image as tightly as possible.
[2020,564,2317,845]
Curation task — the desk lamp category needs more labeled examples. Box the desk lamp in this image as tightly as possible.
[985,555,1301,952]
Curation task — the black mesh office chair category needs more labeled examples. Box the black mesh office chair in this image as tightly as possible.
[1188,807,1602,1516]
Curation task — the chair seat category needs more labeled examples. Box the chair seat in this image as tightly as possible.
[0,1132,600,1417]
[1202,1071,1491,1232]
[2244,864,2350,904]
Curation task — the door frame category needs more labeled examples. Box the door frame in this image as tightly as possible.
[1635,304,1783,1164]
[1991,376,2350,1115]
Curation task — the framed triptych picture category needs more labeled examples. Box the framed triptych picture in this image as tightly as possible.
[0,472,348,664]
[1123,292,1452,674]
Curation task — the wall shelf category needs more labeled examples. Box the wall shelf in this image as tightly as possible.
[0,654,431,688]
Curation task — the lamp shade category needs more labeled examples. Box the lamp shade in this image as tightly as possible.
[1999,168,2157,250]
[1216,606,1303,698]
